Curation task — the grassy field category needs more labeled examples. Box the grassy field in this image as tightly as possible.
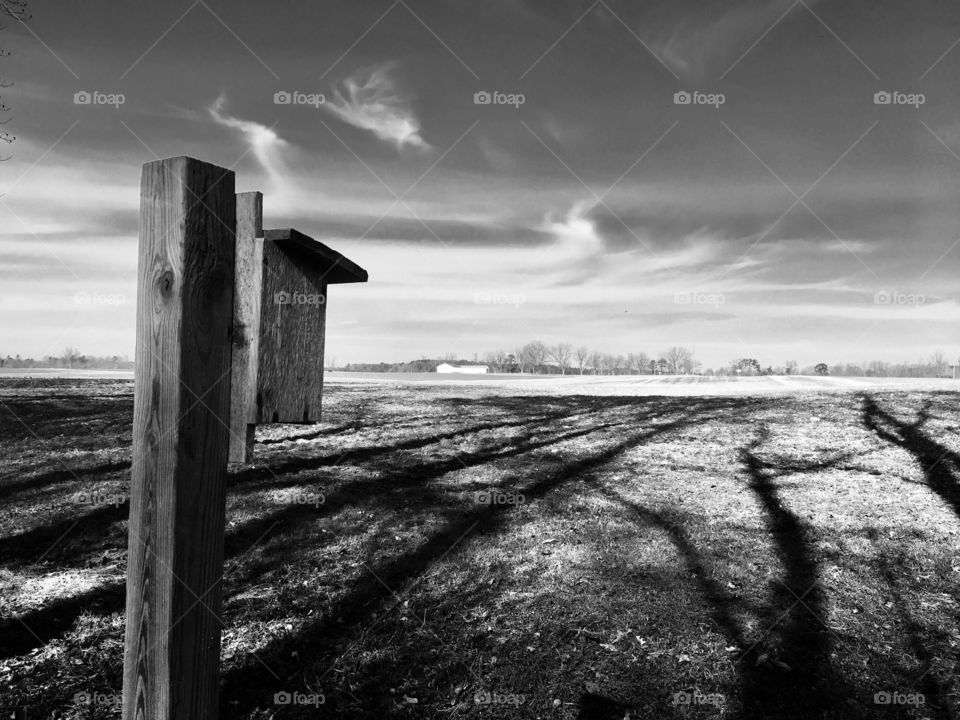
[1,376,959,718]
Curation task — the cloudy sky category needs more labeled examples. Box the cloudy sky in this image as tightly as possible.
[1,0,959,366]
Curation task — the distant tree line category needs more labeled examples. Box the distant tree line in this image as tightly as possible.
[337,346,957,378]
[712,352,954,378]
[479,343,700,375]
[0,347,133,369]
[7,345,951,378]
[341,358,438,373]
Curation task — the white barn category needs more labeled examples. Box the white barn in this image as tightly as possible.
[436,363,489,374]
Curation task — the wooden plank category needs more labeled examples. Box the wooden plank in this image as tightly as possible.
[228,192,263,465]
[263,228,368,284]
[123,156,235,720]
[256,237,328,423]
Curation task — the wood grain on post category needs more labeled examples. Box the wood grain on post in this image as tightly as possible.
[228,192,263,465]
[257,240,327,423]
[256,228,367,424]
[123,157,236,720]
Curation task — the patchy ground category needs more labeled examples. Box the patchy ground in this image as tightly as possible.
[1,376,959,719]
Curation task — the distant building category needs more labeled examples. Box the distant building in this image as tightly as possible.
[436,363,489,374]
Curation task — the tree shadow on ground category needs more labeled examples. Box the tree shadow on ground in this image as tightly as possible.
[0,580,125,659]
[734,427,852,719]
[0,401,592,659]
[861,395,960,522]
[0,460,130,502]
[873,546,957,719]
[217,396,741,718]
[0,393,730,681]
[586,426,857,719]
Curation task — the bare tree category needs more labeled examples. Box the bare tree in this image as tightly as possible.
[61,345,80,369]
[627,352,648,375]
[589,351,602,375]
[663,346,694,374]
[574,346,590,375]
[514,346,528,373]
[931,349,946,378]
[550,343,573,375]
[483,349,507,373]
[601,353,617,376]
[0,1,28,160]
[524,340,548,374]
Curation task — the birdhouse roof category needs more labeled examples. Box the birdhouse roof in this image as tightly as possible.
[264,228,368,284]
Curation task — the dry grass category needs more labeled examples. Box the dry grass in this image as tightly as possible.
[1,378,959,719]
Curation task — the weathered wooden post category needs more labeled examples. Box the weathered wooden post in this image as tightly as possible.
[123,157,236,720]
[228,192,263,464]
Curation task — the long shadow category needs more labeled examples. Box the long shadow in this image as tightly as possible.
[590,486,752,651]
[578,487,751,720]
[0,398,641,658]
[221,410,630,584]
[229,410,576,491]
[0,406,577,570]
[0,580,125,660]
[588,426,855,719]
[217,399,738,717]
[736,427,848,719]
[861,395,960,521]
[0,460,130,501]
[256,422,363,445]
[875,552,955,719]
[0,501,129,567]
[1,393,738,709]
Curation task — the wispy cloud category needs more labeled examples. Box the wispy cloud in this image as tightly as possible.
[322,62,429,151]
[208,93,288,181]
[539,200,602,252]
[650,0,809,78]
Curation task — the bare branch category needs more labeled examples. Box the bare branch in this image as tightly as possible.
[0,0,30,21]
